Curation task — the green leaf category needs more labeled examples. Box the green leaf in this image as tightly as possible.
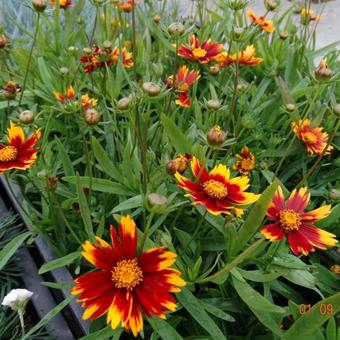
[76,173,95,241]
[177,287,227,339]
[110,195,143,214]
[201,301,235,322]
[79,327,123,340]
[283,269,316,289]
[41,281,73,290]
[38,251,80,274]
[326,317,336,340]
[0,232,32,271]
[148,316,184,340]
[282,293,340,339]
[23,295,75,339]
[56,137,75,177]
[232,180,279,255]
[161,114,192,154]
[238,269,282,282]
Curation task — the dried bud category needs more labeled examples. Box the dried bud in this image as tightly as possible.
[0,34,9,49]
[32,0,47,12]
[166,154,190,175]
[153,15,161,24]
[19,110,35,124]
[330,264,340,274]
[102,40,112,49]
[47,176,58,192]
[315,58,334,79]
[241,114,256,129]
[333,104,340,116]
[146,193,168,214]
[168,22,185,36]
[59,67,69,75]
[142,82,161,96]
[207,125,226,146]
[286,103,296,112]
[209,65,220,75]
[84,109,101,125]
[117,96,132,110]
[207,99,221,111]
[3,81,20,100]
[280,30,289,40]
[264,0,278,11]
[329,189,340,200]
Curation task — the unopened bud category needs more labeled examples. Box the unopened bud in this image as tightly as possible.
[333,104,340,116]
[237,83,247,93]
[83,47,92,54]
[166,154,190,175]
[19,110,35,124]
[286,103,296,112]
[142,82,161,96]
[228,0,248,11]
[315,61,334,79]
[233,27,244,40]
[241,114,256,129]
[329,189,340,200]
[3,81,19,100]
[330,264,340,274]
[153,15,161,24]
[264,0,278,11]
[146,193,168,214]
[207,99,221,110]
[280,30,289,40]
[32,0,47,12]
[207,125,226,146]
[103,40,112,49]
[0,34,9,49]
[209,65,220,75]
[68,46,79,53]
[168,22,185,36]
[84,109,101,125]
[117,96,132,110]
[59,67,69,75]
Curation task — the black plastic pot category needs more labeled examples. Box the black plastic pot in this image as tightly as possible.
[0,176,89,339]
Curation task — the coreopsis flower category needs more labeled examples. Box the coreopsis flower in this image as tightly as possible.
[233,146,255,175]
[300,8,322,24]
[247,9,275,33]
[2,289,33,311]
[72,215,186,337]
[178,35,223,64]
[175,157,259,216]
[81,94,98,110]
[291,119,333,156]
[119,0,139,13]
[261,187,337,256]
[111,47,134,68]
[0,121,41,174]
[165,65,200,108]
[216,45,263,67]
[54,86,97,110]
[54,85,75,102]
[50,0,72,8]
[315,58,334,79]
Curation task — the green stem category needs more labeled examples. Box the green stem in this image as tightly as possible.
[18,13,40,108]
[140,211,155,251]
[18,309,25,337]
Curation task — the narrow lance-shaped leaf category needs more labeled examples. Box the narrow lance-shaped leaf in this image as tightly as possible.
[39,251,80,274]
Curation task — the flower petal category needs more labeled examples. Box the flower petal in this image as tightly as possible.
[287,230,315,256]
[301,205,331,223]
[299,224,337,249]
[287,187,310,213]
[261,223,285,241]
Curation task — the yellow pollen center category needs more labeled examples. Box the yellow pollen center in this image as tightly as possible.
[203,180,228,199]
[303,132,317,144]
[192,48,207,58]
[279,209,301,231]
[111,259,143,290]
[0,146,18,162]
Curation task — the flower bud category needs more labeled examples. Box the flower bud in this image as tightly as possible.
[142,82,161,96]
[286,103,296,112]
[166,154,190,175]
[84,109,101,125]
[168,22,185,36]
[241,114,256,129]
[207,99,221,111]
[333,104,340,116]
[330,264,340,274]
[59,66,69,75]
[237,83,247,93]
[153,15,161,24]
[280,30,289,40]
[83,47,92,54]
[3,81,20,100]
[32,0,47,12]
[117,96,132,110]
[232,27,244,40]
[329,189,340,200]
[228,0,248,11]
[0,35,9,49]
[315,58,334,79]
[68,46,79,54]
[47,176,58,192]
[207,125,226,146]
[19,110,35,124]
[209,65,220,75]
[146,193,168,214]
[103,40,112,49]
[264,0,279,11]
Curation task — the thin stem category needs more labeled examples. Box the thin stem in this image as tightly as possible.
[18,13,40,108]
[18,309,25,337]
[89,6,98,45]
[140,211,155,251]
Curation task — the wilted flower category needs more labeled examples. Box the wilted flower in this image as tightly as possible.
[47,176,58,191]
[0,34,9,49]
[247,9,275,32]
[49,0,72,9]
[54,85,75,102]
[175,157,259,216]
[233,146,255,175]
[84,109,101,125]
[206,125,226,146]
[166,154,191,175]
[261,187,337,256]
[2,289,33,311]
[54,86,97,110]
[3,81,21,100]
[178,35,223,64]
[0,121,41,174]
[291,119,333,156]
[72,215,185,336]
[206,99,221,110]
[19,110,35,125]
[315,58,333,79]
[168,22,185,36]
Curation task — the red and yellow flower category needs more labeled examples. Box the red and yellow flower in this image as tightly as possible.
[175,157,260,216]
[247,9,275,33]
[50,0,72,9]
[119,0,139,13]
[178,35,223,64]
[300,8,322,24]
[72,215,186,337]
[233,146,255,175]
[216,45,263,67]
[80,45,133,73]
[54,85,75,102]
[291,119,333,156]
[261,187,337,256]
[165,65,200,108]
[54,86,97,110]
[0,121,41,174]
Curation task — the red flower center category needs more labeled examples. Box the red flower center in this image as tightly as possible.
[0,146,18,162]
[203,179,228,199]
[192,48,207,59]
[279,209,301,231]
[111,259,143,290]
[302,131,317,144]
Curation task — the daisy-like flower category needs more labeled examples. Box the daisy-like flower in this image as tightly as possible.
[0,121,41,174]
[50,0,72,9]
[54,86,97,110]
[291,119,333,156]
[233,146,255,175]
[178,35,223,64]
[111,47,134,69]
[54,85,75,102]
[247,9,275,33]
[300,8,322,24]
[72,215,186,337]
[261,187,337,256]
[216,45,263,67]
[81,94,98,110]
[175,157,259,216]
[165,65,200,108]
